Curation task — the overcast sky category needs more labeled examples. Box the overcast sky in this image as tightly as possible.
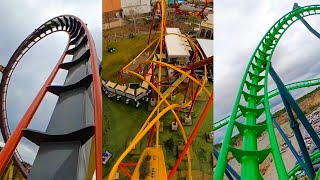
[214,1,320,143]
[0,0,101,164]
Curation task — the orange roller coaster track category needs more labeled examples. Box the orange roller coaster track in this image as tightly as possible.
[0,15,102,179]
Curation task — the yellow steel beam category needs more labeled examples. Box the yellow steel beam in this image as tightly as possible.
[86,137,96,180]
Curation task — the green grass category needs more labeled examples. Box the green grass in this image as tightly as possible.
[102,84,213,178]
[102,34,157,82]
[102,34,213,179]
[102,34,156,178]
[102,96,151,177]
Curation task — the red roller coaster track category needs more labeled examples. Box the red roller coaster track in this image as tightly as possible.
[0,15,102,179]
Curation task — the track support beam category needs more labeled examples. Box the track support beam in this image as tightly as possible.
[269,66,317,179]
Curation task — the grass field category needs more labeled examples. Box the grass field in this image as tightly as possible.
[102,34,157,82]
[102,96,151,177]
[102,34,213,179]
[102,85,213,178]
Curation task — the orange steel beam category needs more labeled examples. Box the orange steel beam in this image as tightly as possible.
[119,165,132,178]
[0,28,71,178]
[73,15,103,180]
[0,38,71,174]
[0,15,102,180]
[181,56,213,70]
[168,93,213,179]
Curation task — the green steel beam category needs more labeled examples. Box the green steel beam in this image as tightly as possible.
[288,150,320,178]
[214,77,320,131]
[214,5,320,180]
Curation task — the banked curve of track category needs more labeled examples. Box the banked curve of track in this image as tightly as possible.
[214,77,320,131]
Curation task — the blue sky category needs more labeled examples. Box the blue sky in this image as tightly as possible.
[0,0,101,164]
[214,1,320,143]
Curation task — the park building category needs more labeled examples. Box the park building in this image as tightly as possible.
[165,28,192,65]
[103,0,122,18]
[103,0,151,18]
[102,0,124,30]
[102,0,151,30]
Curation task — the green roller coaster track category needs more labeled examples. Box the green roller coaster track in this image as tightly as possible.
[289,150,320,178]
[214,5,320,180]
[214,77,320,131]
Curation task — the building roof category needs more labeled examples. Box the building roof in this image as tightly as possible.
[197,39,213,58]
[165,28,190,57]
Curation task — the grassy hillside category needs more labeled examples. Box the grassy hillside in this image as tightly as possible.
[102,34,158,82]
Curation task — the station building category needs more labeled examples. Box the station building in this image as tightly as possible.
[165,28,191,65]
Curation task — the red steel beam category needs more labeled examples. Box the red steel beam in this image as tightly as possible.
[148,1,160,45]
[119,165,132,178]
[168,92,213,179]
[120,162,137,167]
[172,87,186,96]
[183,78,191,104]
[182,56,213,71]
[148,125,156,147]
[187,84,200,117]
[117,71,123,84]
[156,72,183,83]
[151,62,155,99]
[152,84,186,89]
[0,16,102,179]
[0,38,70,174]
[74,16,103,180]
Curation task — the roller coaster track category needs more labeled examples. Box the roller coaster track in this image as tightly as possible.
[0,15,102,179]
[215,5,320,180]
[288,150,320,178]
[214,77,320,131]
[106,1,213,179]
